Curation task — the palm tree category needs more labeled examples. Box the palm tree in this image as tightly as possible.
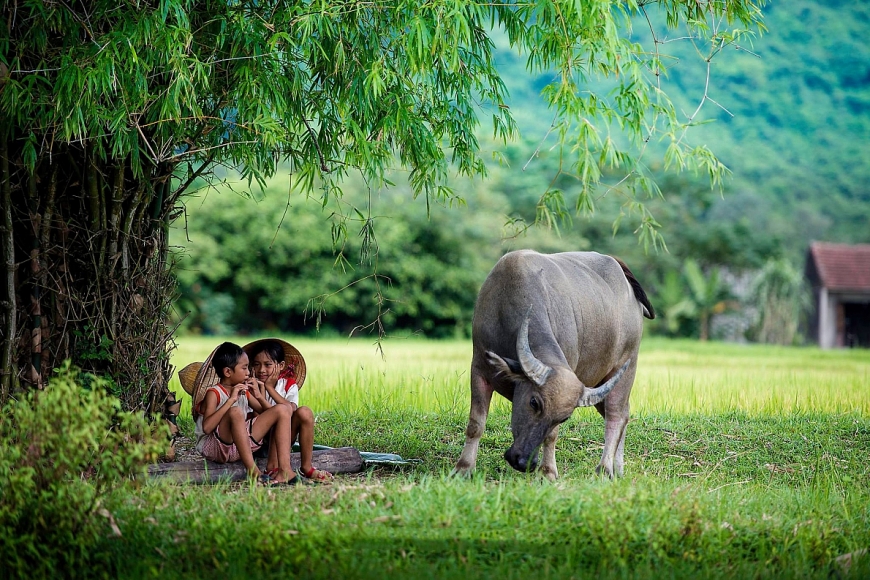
[652,270,696,337]
[748,259,810,345]
[682,259,734,341]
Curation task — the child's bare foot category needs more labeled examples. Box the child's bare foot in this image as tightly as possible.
[301,466,334,482]
[268,470,301,486]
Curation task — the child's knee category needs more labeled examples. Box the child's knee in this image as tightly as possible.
[273,403,292,419]
[226,406,246,422]
[296,406,314,424]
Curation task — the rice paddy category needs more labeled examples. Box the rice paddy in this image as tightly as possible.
[169,335,870,418]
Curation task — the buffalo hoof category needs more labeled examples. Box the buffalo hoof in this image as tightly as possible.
[539,465,558,481]
[450,465,474,478]
[595,463,618,479]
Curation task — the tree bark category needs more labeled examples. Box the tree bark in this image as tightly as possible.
[107,163,124,278]
[87,157,107,273]
[146,447,365,484]
[27,173,42,387]
[38,168,57,380]
[0,133,15,399]
[120,181,146,276]
[0,136,177,413]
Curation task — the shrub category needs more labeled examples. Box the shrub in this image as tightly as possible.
[0,363,168,577]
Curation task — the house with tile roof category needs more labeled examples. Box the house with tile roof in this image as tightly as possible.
[805,242,870,348]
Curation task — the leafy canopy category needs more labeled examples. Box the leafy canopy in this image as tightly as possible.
[3,0,765,245]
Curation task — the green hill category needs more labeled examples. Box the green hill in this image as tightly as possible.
[495,0,870,256]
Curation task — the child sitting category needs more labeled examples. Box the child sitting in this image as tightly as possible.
[192,341,301,485]
[244,338,334,483]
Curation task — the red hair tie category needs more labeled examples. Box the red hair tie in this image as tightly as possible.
[278,364,296,382]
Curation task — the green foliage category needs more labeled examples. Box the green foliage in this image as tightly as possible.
[173,169,785,338]
[73,328,115,363]
[747,258,811,345]
[681,258,735,341]
[172,178,515,337]
[669,1,870,247]
[648,269,698,337]
[2,0,763,202]
[0,363,168,576]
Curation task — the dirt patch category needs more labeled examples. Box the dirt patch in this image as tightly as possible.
[169,433,201,463]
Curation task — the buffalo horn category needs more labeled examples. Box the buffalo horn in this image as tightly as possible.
[577,359,631,407]
[516,309,552,386]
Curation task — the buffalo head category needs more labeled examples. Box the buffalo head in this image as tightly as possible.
[485,312,629,473]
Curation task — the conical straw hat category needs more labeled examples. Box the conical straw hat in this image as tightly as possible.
[242,338,307,389]
[190,344,223,415]
[178,362,203,396]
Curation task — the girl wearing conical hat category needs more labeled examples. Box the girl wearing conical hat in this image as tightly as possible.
[189,341,300,485]
[245,338,333,482]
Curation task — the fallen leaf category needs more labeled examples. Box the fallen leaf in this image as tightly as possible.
[834,548,868,575]
[98,508,122,537]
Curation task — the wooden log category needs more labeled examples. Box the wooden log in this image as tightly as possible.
[147,446,364,484]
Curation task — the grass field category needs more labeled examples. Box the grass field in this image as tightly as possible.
[100,336,869,579]
[168,335,870,417]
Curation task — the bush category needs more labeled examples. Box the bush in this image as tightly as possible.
[0,363,168,577]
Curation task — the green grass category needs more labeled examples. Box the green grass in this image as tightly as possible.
[103,337,870,579]
[169,335,870,419]
[102,472,869,579]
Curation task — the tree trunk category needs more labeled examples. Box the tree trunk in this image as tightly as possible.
[700,312,709,341]
[0,134,16,399]
[26,172,42,387]
[2,135,178,416]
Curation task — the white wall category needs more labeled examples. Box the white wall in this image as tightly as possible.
[818,287,836,349]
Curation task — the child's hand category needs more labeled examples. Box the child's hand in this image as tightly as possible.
[229,383,247,402]
[243,377,260,397]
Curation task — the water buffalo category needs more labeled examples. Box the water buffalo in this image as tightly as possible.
[454,250,654,479]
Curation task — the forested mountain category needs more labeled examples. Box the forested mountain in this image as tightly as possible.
[499,0,870,254]
[174,0,869,341]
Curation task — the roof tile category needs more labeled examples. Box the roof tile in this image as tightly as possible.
[809,242,870,291]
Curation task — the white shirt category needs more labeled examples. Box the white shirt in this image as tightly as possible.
[194,383,253,452]
[266,377,299,407]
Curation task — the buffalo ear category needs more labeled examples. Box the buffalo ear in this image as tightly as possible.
[485,351,525,380]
